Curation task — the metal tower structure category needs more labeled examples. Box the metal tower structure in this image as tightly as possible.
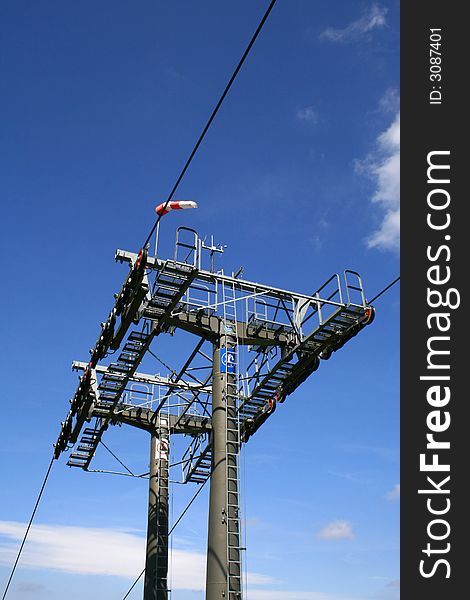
[54,226,375,600]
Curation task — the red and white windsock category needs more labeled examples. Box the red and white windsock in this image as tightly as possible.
[155,200,198,217]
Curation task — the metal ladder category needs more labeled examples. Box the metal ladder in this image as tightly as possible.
[68,326,153,468]
[238,303,371,421]
[221,279,243,600]
[68,256,198,470]
[182,433,212,483]
[155,411,170,597]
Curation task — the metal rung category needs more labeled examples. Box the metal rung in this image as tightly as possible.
[149,298,172,309]
[98,391,117,399]
[154,289,178,300]
[240,403,263,412]
[261,384,277,391]
[123,339,145,348]
[334,316,357,326]
[120,349,139,357]
[239,413,259,421]
[101,373,125,382]
[98,383,123,391]
[321,324,341,332]
[144,307,166,319]
[161,261,194,274]
[329,316,352,325]
[70,451,91,459]
[67,460,87,468]
[252,392,271,400]
[109,363,131,373]
[128,331,150,342]
[118,355,138,364]
[155,277,184,290]
[341,306,363,314]
[155,277,184,289]
[266,373,285,381]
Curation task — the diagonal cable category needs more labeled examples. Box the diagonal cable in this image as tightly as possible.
[1,456,55,600]
[100,440,135,476]
[369,276,400,304]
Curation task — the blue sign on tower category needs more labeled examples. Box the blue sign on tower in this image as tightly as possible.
[220,348,236,373]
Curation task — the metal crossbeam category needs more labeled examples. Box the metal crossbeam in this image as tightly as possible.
[72,361,211,393]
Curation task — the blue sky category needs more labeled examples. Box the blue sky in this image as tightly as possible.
[0,1,399,599]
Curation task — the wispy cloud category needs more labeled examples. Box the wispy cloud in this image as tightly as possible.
[320,4,387,43]
[15,582,46,593]
[0,521,271,590]
[356,104,400,252]
[328,470,371,485]
[341,442,398,462]
[243,516,261,528]
[385,484,400,501]
[297,106,319,124]
[379,88,400,114]
[249,592,364,600]
[249,572,282,586]
[317,520,354,540]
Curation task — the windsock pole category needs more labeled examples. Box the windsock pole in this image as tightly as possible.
[154,221,161,258]
[153,200,198,257]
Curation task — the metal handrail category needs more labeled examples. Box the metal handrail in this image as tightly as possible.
[344,270,366,307]
[175,226,199,267]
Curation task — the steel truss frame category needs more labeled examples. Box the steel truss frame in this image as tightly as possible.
[54,227,375,600]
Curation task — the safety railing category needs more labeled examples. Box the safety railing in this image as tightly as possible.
[175,227,199,267]
[344,270,367,307]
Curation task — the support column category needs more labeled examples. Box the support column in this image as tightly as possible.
[144,423,169,600]
[206,334,242,600]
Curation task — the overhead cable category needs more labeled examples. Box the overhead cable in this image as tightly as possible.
[369,276,400,304]
[142,0,278,248]
[1,456,55,600]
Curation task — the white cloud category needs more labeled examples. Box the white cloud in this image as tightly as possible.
[0,521,272,590]
[385,483,400,501]
[317,520,354,540]
[0,522,372,600]
[357,109,400,252]
[248,572,281,586]
[297,106,318,124]
[0,521,145,579]
[321,4,387,42]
